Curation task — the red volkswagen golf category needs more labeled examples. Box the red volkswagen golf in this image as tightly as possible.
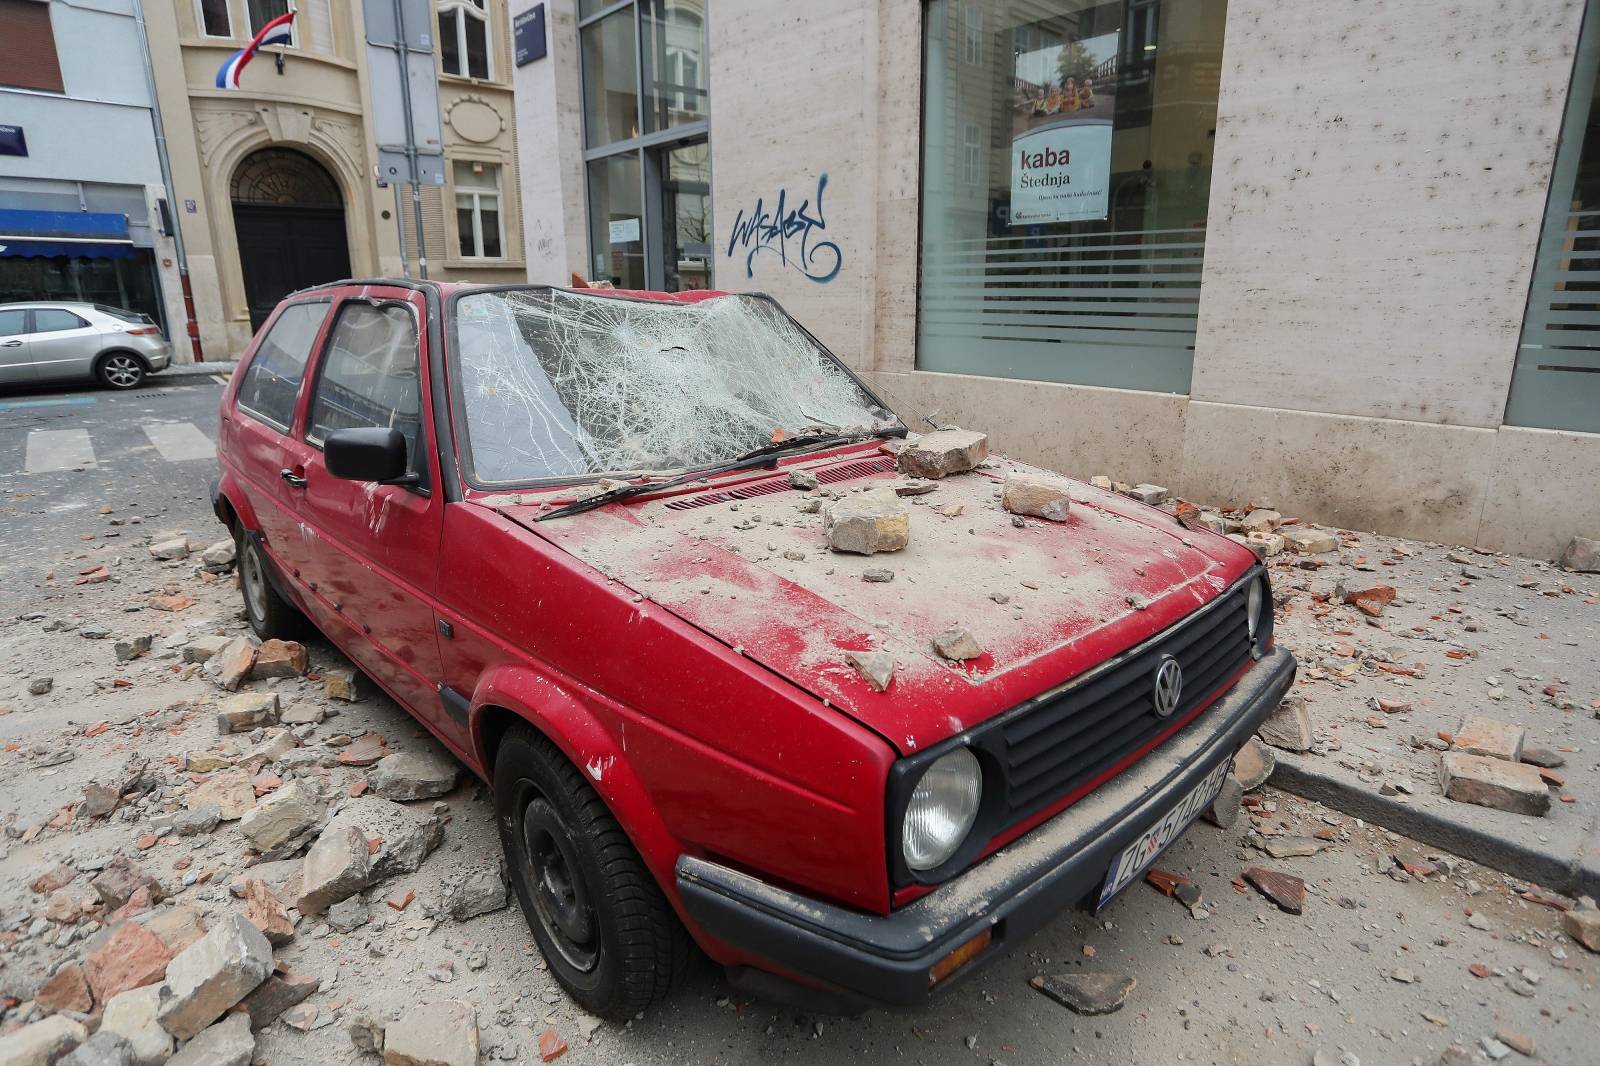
[212,280,1295,1017]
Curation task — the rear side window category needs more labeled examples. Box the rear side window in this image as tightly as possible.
[0,309,26,337]
[237,302,328,432]
[34,309,87,332]
[307,302,423,471]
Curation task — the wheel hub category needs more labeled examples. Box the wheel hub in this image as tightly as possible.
[521,801,599,972]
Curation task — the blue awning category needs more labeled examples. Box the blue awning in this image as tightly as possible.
[0,209,135,260]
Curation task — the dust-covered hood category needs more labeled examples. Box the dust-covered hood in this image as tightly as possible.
[497,450,1254,754]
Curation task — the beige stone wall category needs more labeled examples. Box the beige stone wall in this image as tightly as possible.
[150,0,527,360]
[1191,0,1586,427]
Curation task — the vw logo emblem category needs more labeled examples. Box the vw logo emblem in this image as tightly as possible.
[1152,657,1183,718]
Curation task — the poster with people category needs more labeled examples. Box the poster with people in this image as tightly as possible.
[1009,30,1118,225]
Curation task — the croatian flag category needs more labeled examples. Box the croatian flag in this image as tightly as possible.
[215,12,296,89]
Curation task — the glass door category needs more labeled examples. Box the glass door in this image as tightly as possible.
[647,140,713,291]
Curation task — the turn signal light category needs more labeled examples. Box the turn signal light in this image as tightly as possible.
[928,927,992,987]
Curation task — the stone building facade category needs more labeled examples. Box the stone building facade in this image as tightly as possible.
[145,0,527,358]
[513,0,1600,558]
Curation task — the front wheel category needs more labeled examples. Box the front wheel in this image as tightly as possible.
[96,352,146,389]
[237,532,307,640]
[494,724,693,1020]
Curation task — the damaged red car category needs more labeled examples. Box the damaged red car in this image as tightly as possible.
[212,280,1296,1017]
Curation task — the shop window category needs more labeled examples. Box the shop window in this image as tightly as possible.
[1507,0,1600,433]
[454,161,504,259]
[0,0,65,92]
[579,0,710,291]
[197,0,232,37]
[917,0,1226,394]
[439,0,491,80]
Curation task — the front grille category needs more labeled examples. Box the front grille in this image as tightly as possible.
[996,580,1253,823]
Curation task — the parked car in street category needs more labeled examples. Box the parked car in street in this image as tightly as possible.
[0,301,171,389]
[210,279,1296,1018]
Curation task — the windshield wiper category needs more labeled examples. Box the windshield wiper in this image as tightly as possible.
[535,426,906,522]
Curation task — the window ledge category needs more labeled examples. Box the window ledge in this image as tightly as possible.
[442,258,525,271]
[438,72,511,91]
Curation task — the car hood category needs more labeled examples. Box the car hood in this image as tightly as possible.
[496,449,1254,755]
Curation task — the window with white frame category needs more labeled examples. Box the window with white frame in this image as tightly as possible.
[963,1,983,64]
[454,161,503,259]
[198,0,232,37]
[961,119,982,185]
[247,0,295,42]
[439,0,491,80]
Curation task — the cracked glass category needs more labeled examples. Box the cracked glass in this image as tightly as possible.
[451,289,899,485]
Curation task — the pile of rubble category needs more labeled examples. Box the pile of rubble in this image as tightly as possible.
[0,526,552,1066]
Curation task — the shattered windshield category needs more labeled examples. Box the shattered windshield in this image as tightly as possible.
[451,289,900,485]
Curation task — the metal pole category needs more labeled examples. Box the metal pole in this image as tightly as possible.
[392,0,428,278]
[393,183,411,277]
[131,0,205,361]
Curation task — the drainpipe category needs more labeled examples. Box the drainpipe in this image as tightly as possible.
[132,0,205,362]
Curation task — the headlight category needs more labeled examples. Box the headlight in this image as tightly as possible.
[1247,575,1272,656]
[902,748,983,872]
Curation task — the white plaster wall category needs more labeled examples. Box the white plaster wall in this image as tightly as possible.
[707,0,877,370]
[1191,0,1588,427]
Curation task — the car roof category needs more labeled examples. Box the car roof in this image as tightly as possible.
[0,300,98,310]
[281,278,733,304]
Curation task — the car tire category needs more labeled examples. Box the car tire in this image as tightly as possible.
[95,352,147,390]
[494,723,694,1020]
[236,531,308,641]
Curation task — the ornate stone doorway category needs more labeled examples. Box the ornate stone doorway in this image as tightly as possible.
[231,147,352,330]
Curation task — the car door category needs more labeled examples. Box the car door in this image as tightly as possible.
[293,288,447,724]
[0,308,33,385]
[26,308,99,382]
[224,298,334,580]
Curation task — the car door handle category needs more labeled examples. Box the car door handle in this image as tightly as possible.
[1,340,21,347]
[280,468,307,488]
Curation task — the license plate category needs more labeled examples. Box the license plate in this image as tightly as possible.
[1095,760,1232,910]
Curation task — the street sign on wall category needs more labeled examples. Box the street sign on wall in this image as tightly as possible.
[0,125,27,157]
[514,5,547,66]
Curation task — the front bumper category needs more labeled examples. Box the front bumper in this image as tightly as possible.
[677,645,1296,1008]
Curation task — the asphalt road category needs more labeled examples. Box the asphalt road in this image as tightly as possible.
[1,380,1596,1065]
[0,375,227,605]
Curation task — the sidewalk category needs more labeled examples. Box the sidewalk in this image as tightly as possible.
[1248,514,1600,897]
[160,359,239,378]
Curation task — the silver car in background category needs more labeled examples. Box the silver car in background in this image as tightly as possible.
[0,301,172,390]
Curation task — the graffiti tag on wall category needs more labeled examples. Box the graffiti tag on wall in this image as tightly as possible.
[724,173,842,284]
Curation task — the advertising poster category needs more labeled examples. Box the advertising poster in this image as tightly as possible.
[1009,30,1119,225]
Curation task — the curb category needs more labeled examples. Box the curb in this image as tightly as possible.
[1272,752,1600,900]
[160,361,238,378]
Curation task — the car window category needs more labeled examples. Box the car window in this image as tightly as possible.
[33,309,87,332]
[236,301,328,432]
[0,310,26,338]
[95,305,151,324]
[306,301,423,472]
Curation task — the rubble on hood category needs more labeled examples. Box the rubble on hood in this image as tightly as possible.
[896,428,988,480]
[823,490,910,555]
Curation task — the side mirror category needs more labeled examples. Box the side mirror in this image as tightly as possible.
[324,427,416,485]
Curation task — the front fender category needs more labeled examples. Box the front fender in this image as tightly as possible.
[466,665,683,901]
[213,465,263,535]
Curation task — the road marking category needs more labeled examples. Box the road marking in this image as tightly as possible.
[24,428,96,472]
[0,396,98,411]
[210,375,229,385]
[141,421,215,462]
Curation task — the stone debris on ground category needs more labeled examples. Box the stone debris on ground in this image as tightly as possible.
[1029,972,1136,1015]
